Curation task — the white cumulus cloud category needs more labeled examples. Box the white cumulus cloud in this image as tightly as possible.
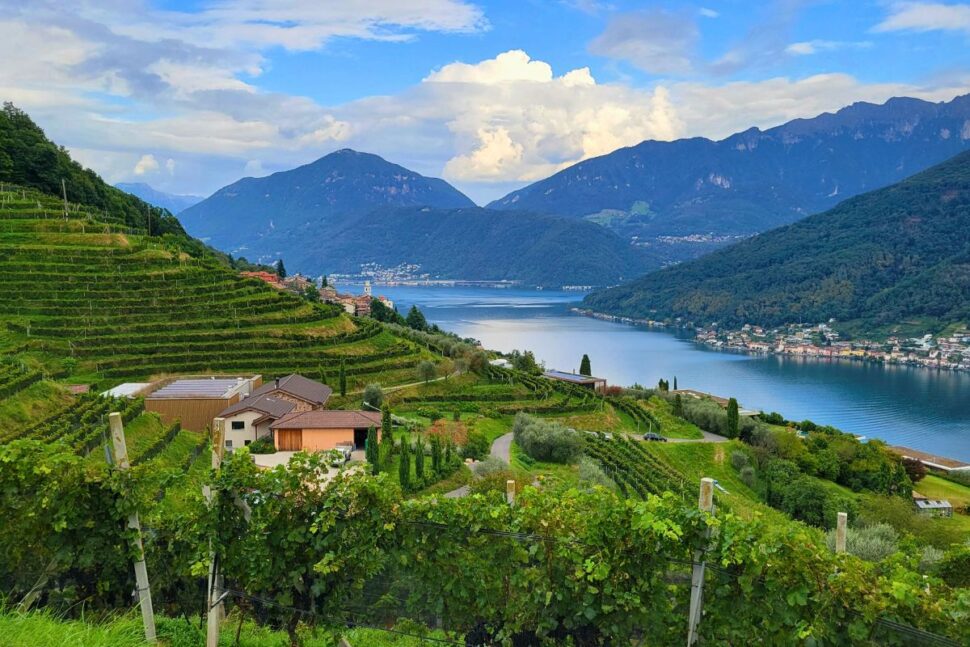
[133,154,159,175]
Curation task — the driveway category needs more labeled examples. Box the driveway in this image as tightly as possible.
[443,432,513,498]
[491,432,513,462]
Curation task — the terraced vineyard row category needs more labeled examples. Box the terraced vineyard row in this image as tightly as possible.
[1,394,144,454]
[0,184,432,387]
[0,360,42,399]
[584,435,688,499]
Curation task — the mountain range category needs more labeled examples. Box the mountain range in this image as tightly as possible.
[179,94,970,287]
[582,150,970,334]
[179,149,649,285]
[116,182,203,214]
[489,94,970,265]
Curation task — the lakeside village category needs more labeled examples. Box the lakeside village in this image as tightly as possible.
[575,309,970,372]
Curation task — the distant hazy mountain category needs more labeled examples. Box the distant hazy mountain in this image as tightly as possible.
[489,94,970,264]
[583,149,970,333]
[257,205,650,287]
[178,149,476,255]
[115,182,203,214]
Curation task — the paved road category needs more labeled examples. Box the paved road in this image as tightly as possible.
[666,430,729,443]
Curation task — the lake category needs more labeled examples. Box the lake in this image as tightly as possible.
[352,284,970,461]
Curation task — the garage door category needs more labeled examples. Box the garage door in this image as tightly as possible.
[276,430,302,451]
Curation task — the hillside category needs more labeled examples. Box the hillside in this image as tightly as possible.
[258,205,651,287]
[583,150,970,331]
[0,183,436,388]
[116,182,203,214]
[489,94,970,265]
[0,103,184,237]
[178,149,475,255]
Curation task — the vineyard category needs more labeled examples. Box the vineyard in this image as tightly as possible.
[0,184,439,390]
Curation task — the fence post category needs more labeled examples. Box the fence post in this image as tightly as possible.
[687,477,714,646]
[206,418,226,647]
[506,479,516,506]
[835,512,848,554]
[108,412,157,644]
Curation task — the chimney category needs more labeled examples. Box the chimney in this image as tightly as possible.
[275,378,280,389]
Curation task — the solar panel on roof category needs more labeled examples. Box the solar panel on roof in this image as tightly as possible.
[150,378,244,399]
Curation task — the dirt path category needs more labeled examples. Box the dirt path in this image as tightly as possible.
[444,432,514,498]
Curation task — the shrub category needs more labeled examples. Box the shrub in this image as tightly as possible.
[473,456,509,477]
[469,470,521,496]
[730,450,750,472]
[740,466,757,488]
[363,383,383,409]
[826,523,899,562]
[248,437,276,454]
[578,457,614,489]
[417,360,436,383]
[511,413,583,464]
[934,545,970,588]
[461,430,490,461]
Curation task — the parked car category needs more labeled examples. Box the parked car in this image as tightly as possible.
[643,432,667,442]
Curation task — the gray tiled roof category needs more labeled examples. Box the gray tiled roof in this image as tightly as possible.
[251,374,332,406]
[218,395,296,419]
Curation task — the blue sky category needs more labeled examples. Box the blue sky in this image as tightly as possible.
[1,0,968,203]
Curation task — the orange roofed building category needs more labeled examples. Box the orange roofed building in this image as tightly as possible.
[270,410,382,452]
[240,271,283,288]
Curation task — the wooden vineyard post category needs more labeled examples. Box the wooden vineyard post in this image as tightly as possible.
[108,412,157,643]
[687,477,714,646]
[835,512,848,554]
[206,418,226,647]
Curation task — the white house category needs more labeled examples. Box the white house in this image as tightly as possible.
[218,395,296,450]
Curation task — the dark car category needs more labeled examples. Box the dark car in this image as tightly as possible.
[642,432,667,442]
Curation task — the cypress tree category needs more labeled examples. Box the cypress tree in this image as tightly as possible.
[673,376,678,390]
[430,435,442,473]
[414,438,425,482]
[399,440,411,490]
[444,439,454,467]
[274,258,286,279]
[339,359,347,397]
[381,404,393,447]
[673,393,684,418]
[366,426,379,474]
[579,354,591,376]
[727,398,740,439]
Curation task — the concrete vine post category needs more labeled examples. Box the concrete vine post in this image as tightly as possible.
[108,412,157,644]
[206,417,226,647]
[687,477,714,645]
[835,512,848,554]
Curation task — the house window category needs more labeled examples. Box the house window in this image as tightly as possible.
[225,439,233,448]
[244,440,251,446]
[231,421,245,430]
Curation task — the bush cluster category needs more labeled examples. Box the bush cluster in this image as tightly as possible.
[512,413,583,464]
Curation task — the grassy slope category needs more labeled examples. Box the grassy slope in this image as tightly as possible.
[0,609,446,647]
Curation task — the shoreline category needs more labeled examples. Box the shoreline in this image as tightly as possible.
[571,307,970,375]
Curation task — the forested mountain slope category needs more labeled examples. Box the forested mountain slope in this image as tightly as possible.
[179,149,476,255]
[583,150,970,331]
[260,205,651,287]
[489,94,970,265]
[0,103,184,236]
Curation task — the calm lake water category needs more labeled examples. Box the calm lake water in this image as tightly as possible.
[352,284,970,461]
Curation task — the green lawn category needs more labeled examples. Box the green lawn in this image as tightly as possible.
[0,380,72,431]
[916,475,970,509]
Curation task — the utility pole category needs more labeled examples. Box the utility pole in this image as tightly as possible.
[687,477,714,645]
[108,413,157,643]
[206,418,226,647]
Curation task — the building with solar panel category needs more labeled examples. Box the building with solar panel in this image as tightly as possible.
[144,375,262,431]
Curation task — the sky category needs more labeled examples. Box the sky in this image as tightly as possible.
[1,1,969,204]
